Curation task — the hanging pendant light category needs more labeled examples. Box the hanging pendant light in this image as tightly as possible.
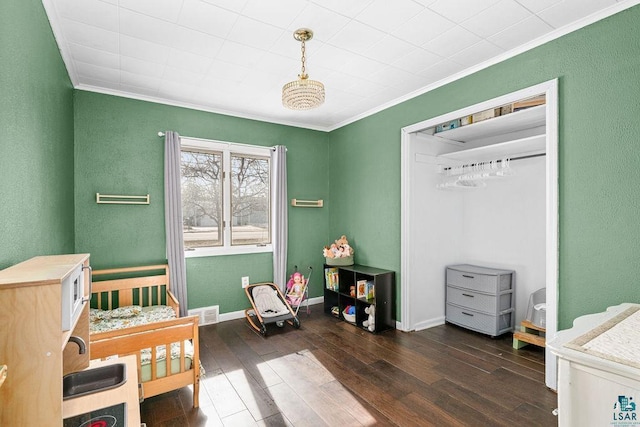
[282,28,325,110]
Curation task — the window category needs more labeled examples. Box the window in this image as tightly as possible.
[180,137,272,257]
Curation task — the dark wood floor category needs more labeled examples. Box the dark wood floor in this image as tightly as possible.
[140,304,557,426]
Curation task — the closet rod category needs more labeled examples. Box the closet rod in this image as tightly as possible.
[442,152,545,171]
[510,153,546,161]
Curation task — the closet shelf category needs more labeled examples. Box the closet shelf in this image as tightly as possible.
[437,134,545,163]
[431,105,546,143]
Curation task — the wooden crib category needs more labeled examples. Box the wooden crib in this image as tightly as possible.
[89,264,200,407]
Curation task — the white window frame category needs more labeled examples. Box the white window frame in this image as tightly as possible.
[181,137,273,258]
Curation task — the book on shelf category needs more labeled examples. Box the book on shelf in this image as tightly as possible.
[356,280,367,299]
[366,281,375,300]
[325,267,339,291]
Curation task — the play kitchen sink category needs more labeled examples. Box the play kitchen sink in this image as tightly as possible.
[63,363,126,400]
[62,356,140,425]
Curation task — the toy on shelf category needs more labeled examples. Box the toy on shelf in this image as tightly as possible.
[322,235,354,266]
[343,305,356,323]
[363,304,376,332]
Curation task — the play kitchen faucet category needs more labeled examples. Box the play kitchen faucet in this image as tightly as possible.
[68,336,86,354]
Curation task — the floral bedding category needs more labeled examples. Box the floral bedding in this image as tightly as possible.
[89,305,177,334]
[90,305,193,370]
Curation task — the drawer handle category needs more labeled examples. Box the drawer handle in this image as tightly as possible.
[461,312,474,316]
[462,293,474,298]
[462,275,474,279]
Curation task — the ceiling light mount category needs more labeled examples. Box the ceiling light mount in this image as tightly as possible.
[293,28,313,44]
[282,28,325,110]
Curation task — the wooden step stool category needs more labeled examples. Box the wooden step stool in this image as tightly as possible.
[513,320,546,349]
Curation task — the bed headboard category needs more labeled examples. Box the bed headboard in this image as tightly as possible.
[91,264,179,315]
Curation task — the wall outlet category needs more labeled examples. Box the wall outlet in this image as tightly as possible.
[242,276,249,288]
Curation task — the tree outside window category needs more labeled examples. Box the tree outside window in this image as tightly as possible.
[180,143,271,254]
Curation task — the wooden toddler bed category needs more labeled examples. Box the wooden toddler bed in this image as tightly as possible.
[89,264,200,408]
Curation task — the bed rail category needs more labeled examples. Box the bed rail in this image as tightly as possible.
[91,264,179,316]
[90,315,200,407]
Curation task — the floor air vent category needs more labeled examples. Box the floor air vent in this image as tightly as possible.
[188,305,219,325]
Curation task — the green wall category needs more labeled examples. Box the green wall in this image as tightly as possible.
[73,92,329,313]
[329,6,640,329]
[0,0,75,268]
[6,0,640,327]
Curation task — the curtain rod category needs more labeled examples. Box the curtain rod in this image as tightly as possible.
[157,131,284,151]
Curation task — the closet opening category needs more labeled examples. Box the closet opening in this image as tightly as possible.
[400,79,559,390]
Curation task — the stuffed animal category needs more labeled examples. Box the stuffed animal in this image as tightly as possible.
[330,243,340,258]
[335,235,354,258]
[335,235,349,247]
[362,304,375,332]
[322,235,355,258]
[322,245,334,258]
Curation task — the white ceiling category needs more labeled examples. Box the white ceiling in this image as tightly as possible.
[42,0,638,131]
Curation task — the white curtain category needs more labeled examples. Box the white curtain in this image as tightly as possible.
[164,131,188,316]
[272,145,288,290]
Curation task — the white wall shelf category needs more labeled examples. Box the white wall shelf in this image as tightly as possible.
[437,134,545,164]
[429,105,546,143]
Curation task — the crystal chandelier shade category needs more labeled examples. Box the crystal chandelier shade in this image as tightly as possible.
[282,29,325,110]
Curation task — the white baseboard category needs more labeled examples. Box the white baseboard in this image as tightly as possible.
[200,297,426,333]
[218,310,246,323]
[412,316,446,332]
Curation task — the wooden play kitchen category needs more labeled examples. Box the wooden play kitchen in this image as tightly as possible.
[0,254,140,426]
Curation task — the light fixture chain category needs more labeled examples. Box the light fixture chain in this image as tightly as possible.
[300,39,306,77]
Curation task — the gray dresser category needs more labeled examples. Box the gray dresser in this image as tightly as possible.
[445,264,515,337]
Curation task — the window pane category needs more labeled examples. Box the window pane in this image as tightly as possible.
[181,150,223,249]
[231,155,270,245]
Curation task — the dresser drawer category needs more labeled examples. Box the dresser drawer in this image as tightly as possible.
[447,266,513,294]
[446,286,512,314]
[446,303,513,336]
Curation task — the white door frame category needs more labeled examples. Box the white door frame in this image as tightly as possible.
[400,79,559,389]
